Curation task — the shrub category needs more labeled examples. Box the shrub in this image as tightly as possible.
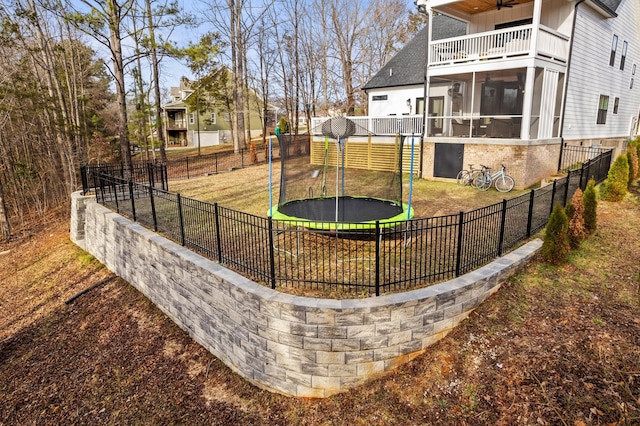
[583,179,597,235]
[277,117,290,134]
[542,204,570,265]
[249,142,258,164]
[565,188,586,249]
[628,149,639,185]
[600,155,629,201]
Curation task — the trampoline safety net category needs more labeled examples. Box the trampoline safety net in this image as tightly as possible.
[275,128,406,225]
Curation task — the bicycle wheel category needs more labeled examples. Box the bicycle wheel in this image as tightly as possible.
[495,175,515,192]
[473,172,491,191]
[456,170,469,185]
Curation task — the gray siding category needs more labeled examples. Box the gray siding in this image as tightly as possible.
[563,0,640,140]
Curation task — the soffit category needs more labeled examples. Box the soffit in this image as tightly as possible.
[436,0,535,15]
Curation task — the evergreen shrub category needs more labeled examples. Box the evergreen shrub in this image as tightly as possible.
[565,188,586,249]
[583,179,597,235]
[600,155,629,201]
[542,204,570,265]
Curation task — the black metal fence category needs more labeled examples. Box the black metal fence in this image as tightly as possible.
[82,137,309,193]
[91,149,612,297]
[558,143,614,172]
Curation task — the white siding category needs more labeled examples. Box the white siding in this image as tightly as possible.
[189,130,220,147]
[563,0,640,140]
[367,86,425,116]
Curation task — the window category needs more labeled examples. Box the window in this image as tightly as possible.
[189,113,195,124]
[210,113,216,124]
[372,95,388,101]
[609,35,618,66]
[613,97,619,114]
[597,95,609,124]
[620,41,628,70]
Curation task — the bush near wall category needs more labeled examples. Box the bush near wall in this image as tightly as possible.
[600,155,629,202]
[583,179,597,235]
[542,204,570,265]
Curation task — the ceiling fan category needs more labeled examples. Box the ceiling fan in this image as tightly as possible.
[497,0,519,10]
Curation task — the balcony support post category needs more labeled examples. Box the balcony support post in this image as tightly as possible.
[520,66,536,140]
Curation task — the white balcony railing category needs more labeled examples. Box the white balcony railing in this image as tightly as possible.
[430,25,569,67]
[311,116,423,136]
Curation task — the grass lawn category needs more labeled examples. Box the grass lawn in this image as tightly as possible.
[169,162,528,218]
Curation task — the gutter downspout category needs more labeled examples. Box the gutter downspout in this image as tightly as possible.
[557,0,587,171]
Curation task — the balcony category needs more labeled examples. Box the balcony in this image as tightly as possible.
[310,114,560,140]
[311,116,423,137]
[166,118,187,130]
[430,25,569,68]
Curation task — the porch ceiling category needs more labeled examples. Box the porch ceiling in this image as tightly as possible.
[439,0,534,15]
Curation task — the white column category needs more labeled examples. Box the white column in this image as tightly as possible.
[520,66,536,140]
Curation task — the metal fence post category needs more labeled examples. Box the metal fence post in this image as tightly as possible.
[557,141,565,172]
[177,193,185,246]
[215,153,219,174]
[268,217,276,289]
[549,180,557,215]
[113,178,120,213]
[455,211,465,277]
[526,190,535,237]
[186,157,190,180]
[579,162,586,190]
[214,203,222,262]
[563,173,571,206]
[149,184,158,232]
[128,180,137,222]
[375,221,381,297]
[498,199,507,256]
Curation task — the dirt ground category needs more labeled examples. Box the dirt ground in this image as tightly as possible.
[0,187,639,425]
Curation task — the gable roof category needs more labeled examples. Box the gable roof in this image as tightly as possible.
[587,0,623,17]
[363,15,466,91]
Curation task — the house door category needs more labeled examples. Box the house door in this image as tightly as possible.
[433,143,463,179]
[429,97,445,136]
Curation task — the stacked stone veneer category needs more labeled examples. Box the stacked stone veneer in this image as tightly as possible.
[71,191,542,398]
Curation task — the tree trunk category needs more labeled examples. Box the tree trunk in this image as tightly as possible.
[0,173,11,241]
[107,0,132,169]
[146,0,167,162]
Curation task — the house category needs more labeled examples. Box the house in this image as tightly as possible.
[162,77,277,148]
[315,0,640,188]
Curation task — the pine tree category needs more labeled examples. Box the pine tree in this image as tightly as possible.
[542,204,570,265]
[583,179,598,235]
[600,155,629,201]
[566,188,586,249]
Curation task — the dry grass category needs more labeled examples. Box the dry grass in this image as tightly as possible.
[169,163,527,218]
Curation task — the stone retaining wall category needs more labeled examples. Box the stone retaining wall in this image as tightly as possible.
[71,191,542,398]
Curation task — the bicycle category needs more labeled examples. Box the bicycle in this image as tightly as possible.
[456,164,481,186]
[472,164,515,192]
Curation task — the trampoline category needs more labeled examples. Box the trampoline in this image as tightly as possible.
[268,117,415,232]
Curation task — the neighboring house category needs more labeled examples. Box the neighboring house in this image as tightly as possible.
[320,0,640,187]
[162,78,277,148]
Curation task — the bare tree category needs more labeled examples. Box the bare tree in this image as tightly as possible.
[63,0,136,168]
